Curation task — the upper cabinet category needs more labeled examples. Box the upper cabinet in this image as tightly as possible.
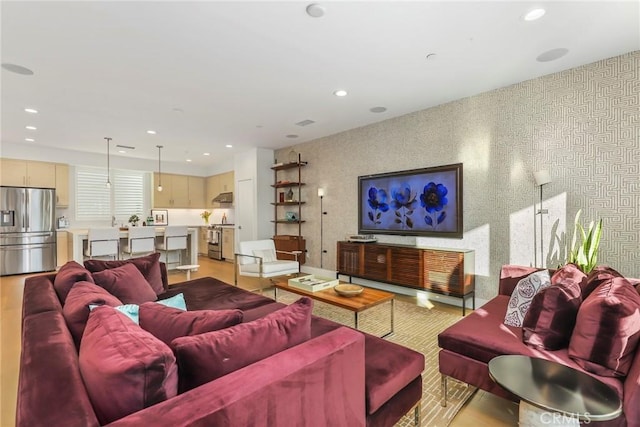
[206,171,234,207]
[153,173,205,208]
[0,159,56,188]
[55,164,69,206]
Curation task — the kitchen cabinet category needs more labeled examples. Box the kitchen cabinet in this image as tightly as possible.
[55,164,69,206]
[206,175,220,207]
[198,227,209,255]
[219,171,234,193]
[0,158,56,188]
[153,173,190,208]
[222,227,234,262]
[56,231,69,267]
[188,176,205,208]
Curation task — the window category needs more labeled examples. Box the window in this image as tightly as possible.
[76,166,148,222]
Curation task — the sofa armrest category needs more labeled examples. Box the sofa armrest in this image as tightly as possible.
[109,327,366,427]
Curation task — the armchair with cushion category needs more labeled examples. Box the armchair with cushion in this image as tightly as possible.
[234,239,300,286]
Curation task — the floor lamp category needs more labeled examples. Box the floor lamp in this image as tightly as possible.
[533,170,552,268]
[318,188,327,268]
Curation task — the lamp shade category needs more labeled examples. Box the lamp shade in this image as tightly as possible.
[534,170,551,186]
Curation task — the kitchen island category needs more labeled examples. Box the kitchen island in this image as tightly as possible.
[64,227,199,268]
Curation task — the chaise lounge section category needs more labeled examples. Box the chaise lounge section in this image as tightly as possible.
[17,257,424,427]
[438,264,640,427]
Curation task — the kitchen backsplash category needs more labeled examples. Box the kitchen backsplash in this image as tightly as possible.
[55,207,234,228]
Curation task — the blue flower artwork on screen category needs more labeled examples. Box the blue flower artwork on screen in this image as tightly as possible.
[420,182,448,229]
[367,187,389,224]
[391,186,417,229]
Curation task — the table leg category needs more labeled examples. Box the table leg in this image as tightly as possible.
[381,299,394,338]
[354,312,359,330]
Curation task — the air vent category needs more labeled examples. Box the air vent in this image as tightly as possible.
[116,144,135,150]
[295,119,315,127]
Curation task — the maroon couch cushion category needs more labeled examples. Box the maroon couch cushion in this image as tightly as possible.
[54,261,95,303]
[582,265,624,299]
[522,264,585,350]
[504,269,551,327]
[79,306,178,425]
[569,276,640,377]
[172,297,312,392]
[62,281,123,346]
[139,302,243,346]
[91,263,157,304]
[84,252,165,295]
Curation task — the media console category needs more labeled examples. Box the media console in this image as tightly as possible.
[336,241,475,315]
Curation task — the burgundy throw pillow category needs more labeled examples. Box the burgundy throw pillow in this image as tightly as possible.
[79,306,178,425]
[522,264,585,350]
[54,261,95,303]
[172,296,313,392]
[568,277,640,377]
[139,303,243,346]
[84,253,165,295]
[62,281,123,346]
[92,263,157,304]
[582,266,624,300]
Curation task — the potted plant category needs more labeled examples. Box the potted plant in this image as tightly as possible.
[128,214,140,227]
[566,209,603,273]
[200,210,211,225]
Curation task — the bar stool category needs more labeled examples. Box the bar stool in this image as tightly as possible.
[156,225,188,269]
[84,227,120,260]
[121,226,157,259]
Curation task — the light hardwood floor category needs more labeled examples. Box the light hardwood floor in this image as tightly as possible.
[0,256,518,426]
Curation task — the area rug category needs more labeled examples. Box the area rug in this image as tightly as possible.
[269,288,477,427]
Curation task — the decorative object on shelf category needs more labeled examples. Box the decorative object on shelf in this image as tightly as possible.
[566,209,603,273]
[146,216,154,226]
[288,149,298,163]
[533,169,552,267]
[286,188,294,202]
[156,145,164,192]
[285,211,298,222]
[128,214,140,227]
[200,210,211,225]
[104,137,112,188]
[334,284,364,297]
[279,192,285,203]
[151,209,168,226]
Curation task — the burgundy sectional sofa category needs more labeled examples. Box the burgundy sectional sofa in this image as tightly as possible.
[438,264,640,427]
[17,259,424,427]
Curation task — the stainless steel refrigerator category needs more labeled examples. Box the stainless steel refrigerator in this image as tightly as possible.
[1,186,56,276]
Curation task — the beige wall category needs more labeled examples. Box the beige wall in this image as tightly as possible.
[276,51,640,300]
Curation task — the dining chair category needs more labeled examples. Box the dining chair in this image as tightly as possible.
[84,227,120,260]
[121,226,157,259]
[156,225,188,269]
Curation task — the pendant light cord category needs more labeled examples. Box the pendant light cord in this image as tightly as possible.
[104,137,112,187]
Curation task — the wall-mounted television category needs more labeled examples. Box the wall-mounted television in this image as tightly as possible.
[358,163,463,238]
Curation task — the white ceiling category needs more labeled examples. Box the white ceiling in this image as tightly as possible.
[2,1,639,168]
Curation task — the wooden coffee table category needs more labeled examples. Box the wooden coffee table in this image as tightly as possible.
[273,280,395,338]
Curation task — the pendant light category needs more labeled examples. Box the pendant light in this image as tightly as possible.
[156,145,163,192]
[104,137,112,188]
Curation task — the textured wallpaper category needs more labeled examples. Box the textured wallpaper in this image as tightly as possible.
[276,52,639,301]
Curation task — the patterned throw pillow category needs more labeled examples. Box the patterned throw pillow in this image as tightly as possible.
[504,269,551,327]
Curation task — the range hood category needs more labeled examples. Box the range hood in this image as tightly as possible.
[212,192,233,204]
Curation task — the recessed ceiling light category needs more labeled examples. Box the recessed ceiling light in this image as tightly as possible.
[225,144,233,148]
[25,125,37,130]
[146,130,156,135]
[186,159,192,162]
[524,8,546,21]
[537,48,569,62]
[306,4,325,18]
[425,53,437,60]
[333,89,348,97]
[25,138,35,142]
[370,107,387,113]
[203,152,211,156]
[118,150,126,154]
[2,63,34,75]
[24,108,38,114]
[286,134,299,139]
